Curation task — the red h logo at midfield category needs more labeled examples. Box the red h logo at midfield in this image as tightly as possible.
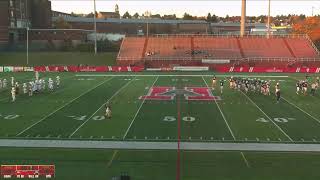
[140,87,221,101]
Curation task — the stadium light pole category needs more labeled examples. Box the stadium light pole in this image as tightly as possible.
[267,0,271,38]
[93,0,97,55]
[240,0,246,37]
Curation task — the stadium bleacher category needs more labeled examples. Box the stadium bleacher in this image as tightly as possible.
[117,35,320,68]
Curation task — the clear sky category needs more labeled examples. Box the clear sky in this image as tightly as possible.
[51,0,320,17]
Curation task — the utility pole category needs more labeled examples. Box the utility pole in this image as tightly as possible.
[267,0,271,38]
[240,0,246,37]
[93,0,97,55]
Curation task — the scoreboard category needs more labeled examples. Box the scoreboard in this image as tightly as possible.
[1,165,55,179]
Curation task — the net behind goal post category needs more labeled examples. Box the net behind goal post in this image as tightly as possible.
[26,28,96,65]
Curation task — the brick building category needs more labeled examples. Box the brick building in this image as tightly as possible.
[0,0,52,43]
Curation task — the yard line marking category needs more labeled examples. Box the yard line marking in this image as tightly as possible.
[0,97,8,102]
[122,76,159,140]
[202,76,236,139]
[202,76,250,168]
[69,77,136,138]
[76,74,288,78]
[107,150,118,168]
[16,77,114,136]
[240,91,294,142]
[282,97,320,124]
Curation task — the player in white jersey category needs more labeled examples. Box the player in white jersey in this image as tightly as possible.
[56,76,60,88]
[48,78,54,91]
[41,79,46,90]
[23,83,28,94]
[11,87,16,102]
[28,82,33,96]
[11,77,14,87]
[3,79,7,88]
[105,104,112,119]
[35,71,39,80]
[36,80,41,92]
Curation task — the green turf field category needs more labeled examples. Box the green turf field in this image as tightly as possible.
[1,72,320,179]
[0,52,117,66]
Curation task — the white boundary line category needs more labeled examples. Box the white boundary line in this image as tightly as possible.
[282,97,320,124]
[2,139,320,151]
[201,76,250,168]
[76,74,288,78]
[16,77,115,136]
[240,91,294,142]
[122,76,159,140]
[69,77,137,138]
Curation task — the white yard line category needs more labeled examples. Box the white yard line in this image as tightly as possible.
[69,77,137,138]
[282,97,320,124]
[202,76,250,168]
[3,139,320,152]
[240,91,294,142]
[16,77,114,136]
[122,76,159,140]
[76,74,288,78]
[0,97,9,102]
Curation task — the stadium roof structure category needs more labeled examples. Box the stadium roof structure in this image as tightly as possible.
[211,22,266,27]
[52,16,208,24]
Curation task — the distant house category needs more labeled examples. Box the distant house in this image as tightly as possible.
[97,12,120,19]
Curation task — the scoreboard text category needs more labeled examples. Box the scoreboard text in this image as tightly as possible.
[1,165,55,179]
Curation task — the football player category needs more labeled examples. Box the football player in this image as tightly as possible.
[11,87,16,102]
[11,77,14,87]
[15,82,20,95]
[302,81,308,96]
[212,76,217,91]
[275,82,281,103]
[105,104,112,119]
[23,83,28,94]
[48,78,54,91]
[28,82,33,97]
[56,76,60,88]
[296,81,300,95]
[220,79,224,94]
[3,79,7,88]
[35,71,39,80]
[311,83,317,96]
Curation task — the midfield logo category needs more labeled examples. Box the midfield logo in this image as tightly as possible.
[140,87,221,101]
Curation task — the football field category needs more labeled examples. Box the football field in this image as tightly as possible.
[1,72,320,179]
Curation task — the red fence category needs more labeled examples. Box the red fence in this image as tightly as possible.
[33,66,144,72]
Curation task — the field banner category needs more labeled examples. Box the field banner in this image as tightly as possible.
[173,66,209,71]
[0,67,3,72]
[3,66,13,72]
[23,67,34,72]
[13,67,24,72]
[202,59,230,64]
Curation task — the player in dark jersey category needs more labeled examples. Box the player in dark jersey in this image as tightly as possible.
[296,81,300,95]
[220,80,224,94]
[275,83,281,103]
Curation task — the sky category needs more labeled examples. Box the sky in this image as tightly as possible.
[50,0,320,17]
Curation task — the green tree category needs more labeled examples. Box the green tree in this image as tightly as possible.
[207,13,212,21]
[122,11,132,19]
[183,13,193,20]
[133,12,139,19]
